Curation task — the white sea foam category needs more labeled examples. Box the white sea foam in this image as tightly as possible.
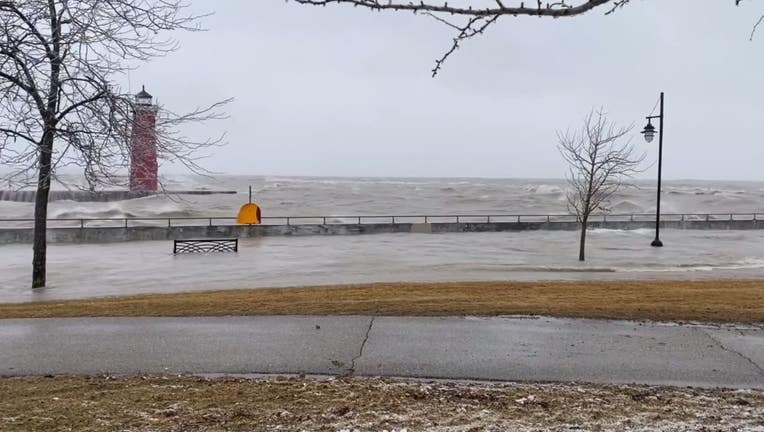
[525,184,564,195]
[588,228,654,236]
[621,257,764,273]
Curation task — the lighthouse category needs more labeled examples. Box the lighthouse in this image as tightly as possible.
[1,85,238,202]
[129,86,159,191]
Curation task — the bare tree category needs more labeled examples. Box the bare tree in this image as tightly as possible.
[557,109,644,261]
[290,0,761,76]
[0,0,230,288]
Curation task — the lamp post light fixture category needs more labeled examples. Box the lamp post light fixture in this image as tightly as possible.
[641,91,665,247]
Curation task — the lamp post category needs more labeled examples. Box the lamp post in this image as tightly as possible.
[641,92,664,247]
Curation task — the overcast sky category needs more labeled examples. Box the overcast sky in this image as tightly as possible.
[128,0,764,180]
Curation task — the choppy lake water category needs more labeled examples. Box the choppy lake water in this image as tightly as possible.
[3,175,764,219]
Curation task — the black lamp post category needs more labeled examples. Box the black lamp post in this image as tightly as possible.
[641,92,665,247]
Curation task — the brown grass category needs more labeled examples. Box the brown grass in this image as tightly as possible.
[1,280,763,322]
[1,375,762,432]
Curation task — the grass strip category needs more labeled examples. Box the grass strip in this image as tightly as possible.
[0,375,761,432]
[1,280,762,322]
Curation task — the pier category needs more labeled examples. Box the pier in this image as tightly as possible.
[0,189,236,203]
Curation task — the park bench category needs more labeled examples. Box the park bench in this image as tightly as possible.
[173,238,238,254]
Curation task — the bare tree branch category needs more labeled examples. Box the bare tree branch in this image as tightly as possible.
[427,14,500,77]
[291,0,614,17]
[751,14,764,40]
[289,0,760,75]
[292,0,614,75]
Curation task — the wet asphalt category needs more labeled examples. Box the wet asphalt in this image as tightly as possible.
[0,315,762,388]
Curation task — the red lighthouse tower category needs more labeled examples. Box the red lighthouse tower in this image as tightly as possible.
[129,86,159,191]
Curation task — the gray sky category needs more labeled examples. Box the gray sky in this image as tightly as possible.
[129,0,764,180]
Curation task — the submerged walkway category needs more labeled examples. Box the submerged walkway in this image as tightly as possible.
[1,315,762,388]
[4,229,764,303]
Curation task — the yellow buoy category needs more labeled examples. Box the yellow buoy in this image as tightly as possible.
[237,186,261,225]
[237,203,261,224]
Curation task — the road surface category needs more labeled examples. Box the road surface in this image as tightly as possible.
[1,315,762,388]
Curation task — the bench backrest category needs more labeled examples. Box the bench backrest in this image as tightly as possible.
[173,238,238,254]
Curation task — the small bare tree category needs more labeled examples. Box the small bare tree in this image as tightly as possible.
[558,109,644,261]
[0,0,230,288]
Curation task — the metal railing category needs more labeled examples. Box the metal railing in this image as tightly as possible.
[0,212,761,229]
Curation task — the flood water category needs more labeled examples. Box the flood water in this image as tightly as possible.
[2,228,764,303]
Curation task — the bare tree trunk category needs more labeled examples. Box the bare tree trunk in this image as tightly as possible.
[32,129,54,288]
[578,217,588,261]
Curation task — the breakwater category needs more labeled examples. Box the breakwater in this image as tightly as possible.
[0,217,761,244]
[0,190,236,203]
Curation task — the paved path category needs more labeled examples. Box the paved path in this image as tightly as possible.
[1,315,762,388]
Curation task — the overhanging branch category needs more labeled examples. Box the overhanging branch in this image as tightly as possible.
[291,0,614,18]
[291,0,759,75]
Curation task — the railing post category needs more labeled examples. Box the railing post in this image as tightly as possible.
[487,215,491,223]
[517,215,520,223]
[287,217,290,226]
[323,217,327,225]
[125,218,128,228]
[358,216,361,224]
[392,216,395,224]
[547,215,551,223]
[168,218,171,228]
[456,216,460,223]
[80,219,84,229]
[209,218,213,226]
[630,214,634,222]
[706,214,710,222]
[424,216,428,224]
